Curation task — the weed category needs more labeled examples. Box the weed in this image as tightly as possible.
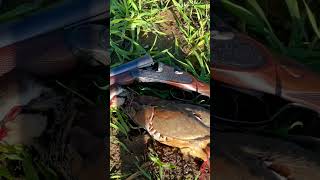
[171,0,210,82]
[110,0,166,65]
[0,143,58,180]
[148,148,176,180]
[110,0,210,82]
[220,0,320,71]
[133,161,152,180]
[110,107,132,139]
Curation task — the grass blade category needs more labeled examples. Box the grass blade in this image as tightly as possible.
[303,0,320,39]
[285,0,301,20]
[22,154,39,180]
[220,0,265,33]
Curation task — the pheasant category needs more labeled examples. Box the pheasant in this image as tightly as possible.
[0,71,49,145]
[110,86,211,179]
[213,131,320,180]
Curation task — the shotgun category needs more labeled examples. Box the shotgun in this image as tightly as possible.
[211,20,320,116]
[110,55,210,97]
[0,0,109,77]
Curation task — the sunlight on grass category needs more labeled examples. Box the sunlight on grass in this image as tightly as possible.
[110,107,133,139]
[110,0,210,82]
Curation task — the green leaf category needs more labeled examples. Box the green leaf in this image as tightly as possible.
[246,0,277,38]
[130,0,139,11]
[0,167,14,179]
[22,154,39,180]
[3,154,23,161]
[303,0,320,39]
[35,162,58,180]
[220,0,265,33]
[133,161,152,180]
[284,0,304,47]
[114,139,131,153]
[285,0,301,20]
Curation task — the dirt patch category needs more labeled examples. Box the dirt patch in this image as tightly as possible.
[139,9,190,59]
[147,139,202,180]
[110,129,149,178]
[110,135,122,172]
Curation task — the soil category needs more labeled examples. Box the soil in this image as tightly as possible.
[139,9,190,60]
[110,130,146,179]
[147,140,203,180]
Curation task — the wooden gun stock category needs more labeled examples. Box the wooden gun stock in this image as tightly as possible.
[165,76,210,97]
[211,31,320,113]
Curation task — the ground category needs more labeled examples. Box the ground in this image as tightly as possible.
[110,127,206,179]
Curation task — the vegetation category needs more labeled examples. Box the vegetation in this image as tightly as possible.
[0,144,57,180]
[110,0,210,82]
[220,0,320,71]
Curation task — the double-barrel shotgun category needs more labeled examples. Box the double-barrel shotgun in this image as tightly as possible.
[110,55,210,98]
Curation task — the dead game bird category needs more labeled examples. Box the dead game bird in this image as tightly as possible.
[110,86,211,179]
[213,131,320,180]
[0,71,49,145]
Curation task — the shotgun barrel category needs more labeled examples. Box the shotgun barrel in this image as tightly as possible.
[0,0,108,48]
[110,55,154,77]
[0,0,108,76]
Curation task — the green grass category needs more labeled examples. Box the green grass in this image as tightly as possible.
[110,0,210,82]
[110,107,134,139]
[133,160,152,180]
[0,144,58,180]
[110,0,166,66]
[220,0,320,71]
[147,148,176,180]
[170,0,210,81]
